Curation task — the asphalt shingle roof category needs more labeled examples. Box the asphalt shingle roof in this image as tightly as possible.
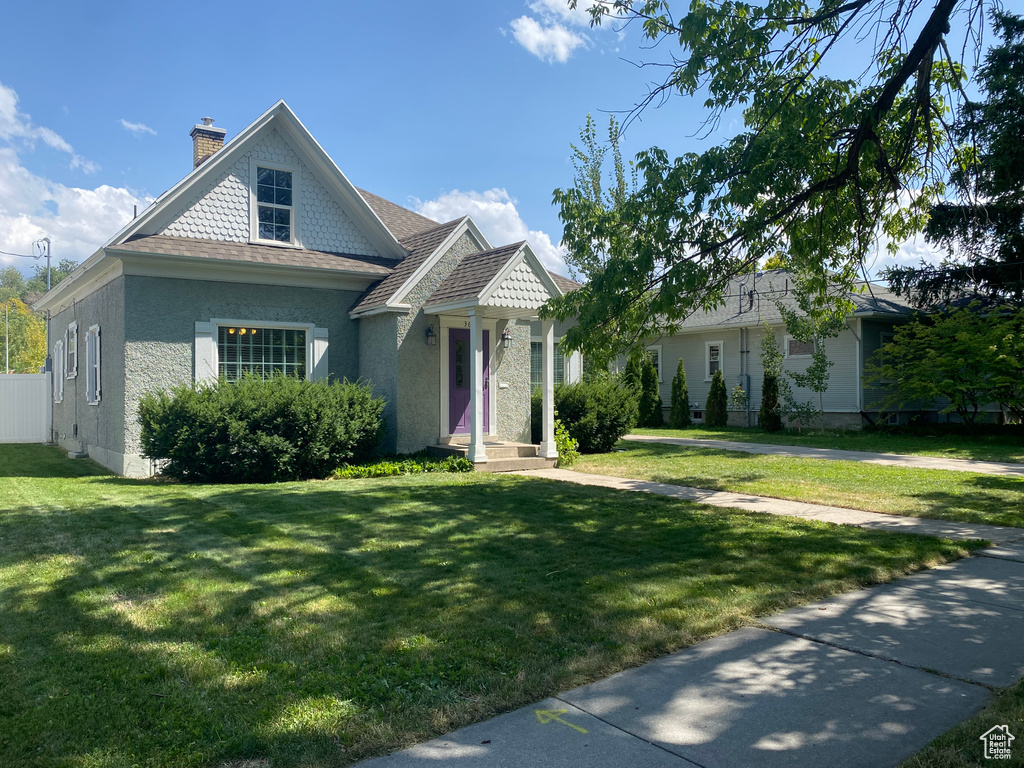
[548,271,582,293]
[350,218,465,314]
[108,234,398,276]
[358,188,440,242]
[426,243,525,306]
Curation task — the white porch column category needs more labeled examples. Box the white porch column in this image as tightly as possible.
[538,318,558,459]
[468,309,488,464]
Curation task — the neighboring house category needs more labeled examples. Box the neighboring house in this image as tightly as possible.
[35,101,580,476]
[642,270,919,428]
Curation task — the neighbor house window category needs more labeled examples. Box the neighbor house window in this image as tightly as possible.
[85,325,101,405]
[52,338,65,403]
[786,336,815,358]
[646,345,663,381]
[217,326,307,381]
[250,160,297,244]
[66,321,78,379]
[705,341,723,380]
[531,340,565,388]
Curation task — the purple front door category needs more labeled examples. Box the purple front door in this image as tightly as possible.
[449,328,489,434]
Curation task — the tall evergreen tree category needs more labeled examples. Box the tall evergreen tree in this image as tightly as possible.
[638,355,664,427]
[669,358,692,428]
[705,369,729,428]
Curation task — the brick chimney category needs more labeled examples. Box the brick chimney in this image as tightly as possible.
[190,117,226,168]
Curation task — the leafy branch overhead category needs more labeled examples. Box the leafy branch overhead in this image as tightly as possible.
[547,0,986,359]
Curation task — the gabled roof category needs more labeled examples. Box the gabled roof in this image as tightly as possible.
[427,243,527,305]
[358,189,439,242]
[108,234,397,277]
[548,271,582,293]
[104,100,407,262]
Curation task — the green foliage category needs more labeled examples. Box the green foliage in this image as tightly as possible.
[759,373,784,432]
[334,452,472,478]
[638,354,664,427]
[554,419,580,466]
[23,258,77,298]
[729,385,748,411]
[533,377,638,453]
[705,369,728,428]
[888,12,1024,307]
[1,298,46,373]
[0,267,26,302]
[547,0,969,362]
[621,352,643,393]
[866,306,1024,423]
[138,376,384,482]
[668,358,692,428]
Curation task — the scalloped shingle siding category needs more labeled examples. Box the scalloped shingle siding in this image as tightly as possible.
[486,259,551,309]
[161,129,379,257]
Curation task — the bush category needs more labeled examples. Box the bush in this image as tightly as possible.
[705,369,728,427]
[139,376,384,483]
[669,358,692,428]
[334,452,472,478]
[638,355,664,427]
[759,372,783,432]
[554,419,579,466]
[533,378,637,453]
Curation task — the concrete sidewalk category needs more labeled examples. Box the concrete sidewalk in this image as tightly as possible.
[355,470,1024,768]
[623,434,1024,477]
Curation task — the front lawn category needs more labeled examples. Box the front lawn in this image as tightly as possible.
[573,442,1024,528]
[632,425,1024,464]
[0,445,980,767]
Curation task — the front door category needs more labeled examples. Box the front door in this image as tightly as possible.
[449,328,489,434]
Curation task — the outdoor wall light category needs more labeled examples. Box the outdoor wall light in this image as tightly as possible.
[501,327,513,349]
[425,324,437,346]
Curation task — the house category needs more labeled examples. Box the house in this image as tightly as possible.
[639,270,919,428]
[35,101,581,477]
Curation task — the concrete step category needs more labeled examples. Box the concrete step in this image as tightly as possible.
[473,456,558,473]
[429,443,539,460]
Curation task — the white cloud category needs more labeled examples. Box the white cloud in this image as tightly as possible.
[510,16,586,63]
[119,119,157,136]
[414,188,568,274]
[0,81,98,173]
[865,232,944,280]
[527,0,596,26]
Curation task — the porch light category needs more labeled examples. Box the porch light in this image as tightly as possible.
[501,327,513,349]
[425,324,437,346]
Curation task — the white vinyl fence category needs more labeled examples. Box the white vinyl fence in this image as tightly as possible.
[0,374,49,443]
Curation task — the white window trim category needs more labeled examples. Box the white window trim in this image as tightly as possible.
[705,340,723,381]
[248,158,301,247]
[85,324,101,405]
[66,321,78,379]
[646,344,663,382]
[784,335,815,359]
[196,318,325,385]
[53,338,65,403]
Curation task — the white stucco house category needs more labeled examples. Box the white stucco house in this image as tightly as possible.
[34,101,581,476]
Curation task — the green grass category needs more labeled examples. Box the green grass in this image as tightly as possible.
[632,425,1024,463]
[573,442,1024,528]
[0,445,982,767]
[900,679,1024,767]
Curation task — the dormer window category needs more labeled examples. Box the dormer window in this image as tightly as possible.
[249,159,299,245]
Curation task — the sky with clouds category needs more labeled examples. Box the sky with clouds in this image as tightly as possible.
[0,0,946,281]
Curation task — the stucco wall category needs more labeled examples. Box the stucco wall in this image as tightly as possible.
[493,320,531,442]
[121,275,362,458]
[49,277,128,472]
[359,313,399,453]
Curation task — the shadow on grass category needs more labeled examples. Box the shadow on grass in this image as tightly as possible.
[0,456,977,767]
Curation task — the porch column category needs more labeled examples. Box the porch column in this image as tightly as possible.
[468,308,488,464]
[538,318,558,459]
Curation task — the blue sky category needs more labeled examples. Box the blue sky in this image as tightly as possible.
[0,0,951,277]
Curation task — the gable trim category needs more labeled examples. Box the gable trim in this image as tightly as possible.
[388,217,491,308]
[478,242,563,305]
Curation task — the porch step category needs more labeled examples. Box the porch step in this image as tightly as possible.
[474,456,558,473]
[429,442,540,460]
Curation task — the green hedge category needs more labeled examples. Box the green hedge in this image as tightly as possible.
[532,377,637,453]
[334,452,472,478]
[139,376,384,483]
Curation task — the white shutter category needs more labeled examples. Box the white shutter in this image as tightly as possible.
[67,322,78,378]
[194,322,217,385]
[53,339,64,403]
[85,325,101,405]
[312,326,329,381]
[94,326,101,401]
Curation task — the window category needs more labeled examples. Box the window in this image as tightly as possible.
[705,340,723,380]
[250,160,298,245]
[217,326,307,381]
[85,325,101,405]
[66,321,78,379]
[52,338,65,403]
[786,336,815,358]
[646,345,663,381]
[531,340,566,388]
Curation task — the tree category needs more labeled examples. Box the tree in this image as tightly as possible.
[668,358,692,427]
[1,298,46,374]
[758,326,785,431]
[547,0,983,361]
[638,354,664,426]
[0,268,26,303]
[887,13,1024,308]
[23,259,78,303]
[705,368,728,428]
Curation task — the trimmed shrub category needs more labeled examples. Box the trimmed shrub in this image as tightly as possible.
[759,372,784,432]
[533,378,638,453]
[334,452,472,478]
[705,369,728,428]
[638,356,664,427]
[621,354,643,393]
[139,376,384,483]
[669,358,692,428]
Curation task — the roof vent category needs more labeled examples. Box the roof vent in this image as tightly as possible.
[190,117,227,169]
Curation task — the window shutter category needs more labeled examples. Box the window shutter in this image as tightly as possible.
[53,339,64,403]
[85,326,101,405]
[94,326,101,401]
[67,322,78,379]
[194,322,217,384]
[312,327,329,381]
